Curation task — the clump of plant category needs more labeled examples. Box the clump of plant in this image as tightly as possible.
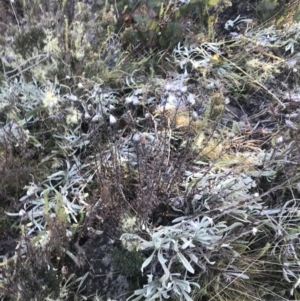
[121,216,241,301]
[0,72,94,298]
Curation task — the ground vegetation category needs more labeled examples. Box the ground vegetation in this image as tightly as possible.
[0,0,300,300]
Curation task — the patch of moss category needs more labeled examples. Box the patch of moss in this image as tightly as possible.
[112,247,144,278]
[14,27,46,59]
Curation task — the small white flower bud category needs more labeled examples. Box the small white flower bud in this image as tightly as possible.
[205,82,215,89]
[132,132,141,143]
[252,227,258,235]
[19,209,26,216]
[187,93,195,105]
[66,230,72,238]
[180,86,187,93]
[125,96,133,104]
[109,114,117,125]
[192,111,198,121]
[85,112,91,120]
[132,96,140,106]
[276,136,283,144]
[165,83,172,91]
[171,197,183,208]
[91,114,101,122]
[193,194,202,201]
[78,83,84,89]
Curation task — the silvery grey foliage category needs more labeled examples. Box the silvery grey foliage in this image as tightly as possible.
[0,77,93,236]
[0,120,29,147]
[173,42,223,70]
[245,23,300,54]
[224,15,253,31]
[6,158,92,235]
[121,217,242,301]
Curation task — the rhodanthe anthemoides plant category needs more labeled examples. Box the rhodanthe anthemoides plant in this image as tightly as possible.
[121,216,242,301]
